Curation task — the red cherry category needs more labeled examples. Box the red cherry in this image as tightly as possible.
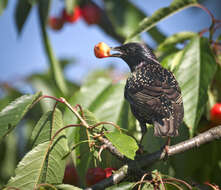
[104,168,115,178]
[94,42,111,58]
[63,164,79,186]
[86,168,106,186]
[48,17,64,31]
[62,6,81,23]
[210,103,221,123]
[81,4,101,25]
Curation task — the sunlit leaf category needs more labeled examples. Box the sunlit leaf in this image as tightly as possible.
[127,0,197,41]
[157,31,196,51]
[7,142,50,190]
[31,111,53,148]
[174,36,217,136]
[43,108,69,183]
[104,131,138,160]
[7,108,68,189]
[161,50,184,71]
[0,92,41,141]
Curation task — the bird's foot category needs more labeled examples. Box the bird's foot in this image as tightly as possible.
[136,144,145,155]
[161,137,170,160]
[136,133,146,155]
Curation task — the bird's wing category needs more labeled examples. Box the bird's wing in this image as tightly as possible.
[125,77,183,137]
[126,81,181,117]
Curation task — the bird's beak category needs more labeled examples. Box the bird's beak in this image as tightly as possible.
[109,46,124,57]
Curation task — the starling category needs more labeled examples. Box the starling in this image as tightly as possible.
[109,42,184,139]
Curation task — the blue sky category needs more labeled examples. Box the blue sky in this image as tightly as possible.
[0,0,220,85]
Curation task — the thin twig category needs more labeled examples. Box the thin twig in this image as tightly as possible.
[62,139,94,159]
[90,121,121,132]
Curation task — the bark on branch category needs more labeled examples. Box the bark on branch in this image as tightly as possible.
[85,125,221,190]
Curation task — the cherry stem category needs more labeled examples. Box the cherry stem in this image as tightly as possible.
[159,176,166,190]
[163,181,183,190]
[204,182,219,190]
[194,4,220,41]
[163,177,192,190]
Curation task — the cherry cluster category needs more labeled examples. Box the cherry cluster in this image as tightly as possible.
[63,164,115,187]
[48,4,101,31]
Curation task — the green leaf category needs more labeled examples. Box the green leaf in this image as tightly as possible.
[43,108,69,184]
[157,31,196,52]
[7,142,50,190]
[126,0,197,41]
[64,78,112,135]
[0,92,41,141]
[63,77,137,182]
[0,131,17,181]
[68,109,100,186]
[63,78,113,185]
[104,131,138,160]
[56,184,82,190]
[14,0,32,34]
[106,182,135,190]
[83,109,100,126]
[7,108,68,189]
[104,0,166,44]
[31,111,53,147]
[65,0,77,14]
[91,80,127,127]
[161,50,184,71]
[0,0,8,15]
[174,36,217,136]
[64,77,137,142]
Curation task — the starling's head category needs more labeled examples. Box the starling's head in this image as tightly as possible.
[110,42,157,71]
[94,42,158,71]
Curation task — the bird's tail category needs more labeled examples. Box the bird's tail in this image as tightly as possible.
[153,117,178,137]
[153,103,184,137]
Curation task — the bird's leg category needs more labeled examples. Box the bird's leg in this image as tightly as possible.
[136,123,147,155]
[140,122,147,145]
[162,137,170,159]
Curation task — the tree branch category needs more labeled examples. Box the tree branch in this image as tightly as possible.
[84,126,221,190]
[97,136,128,161]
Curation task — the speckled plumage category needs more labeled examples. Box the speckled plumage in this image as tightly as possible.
[111,42,184,137]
